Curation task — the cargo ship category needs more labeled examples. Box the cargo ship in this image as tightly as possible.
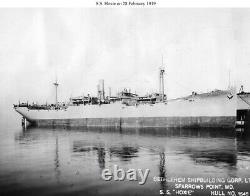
[14,67,242,129]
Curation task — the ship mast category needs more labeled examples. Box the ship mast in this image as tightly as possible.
[53,78,59,106]
[159,56,166,102]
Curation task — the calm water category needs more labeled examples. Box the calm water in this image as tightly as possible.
[0,117,250,196]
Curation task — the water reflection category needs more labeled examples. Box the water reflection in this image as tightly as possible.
[54,136,60,183]
[109,146,139,161]
[72,143,107,169]
[125,127,236,138]
[185,148,237,166]
[9,126,250,195]
[159,151,167,195]
[15,127,245,169]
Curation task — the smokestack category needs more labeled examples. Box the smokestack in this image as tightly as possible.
[98,79,105,100]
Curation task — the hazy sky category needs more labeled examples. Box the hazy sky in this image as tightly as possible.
[0,8,250,116]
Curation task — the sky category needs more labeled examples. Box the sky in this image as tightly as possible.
[0,8,250,118]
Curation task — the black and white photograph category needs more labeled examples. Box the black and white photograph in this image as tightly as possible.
[0,2,250,196]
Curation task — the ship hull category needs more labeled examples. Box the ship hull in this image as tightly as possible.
[34,116,236,129]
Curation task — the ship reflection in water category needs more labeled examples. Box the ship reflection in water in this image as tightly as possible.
[1,127,250,196]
